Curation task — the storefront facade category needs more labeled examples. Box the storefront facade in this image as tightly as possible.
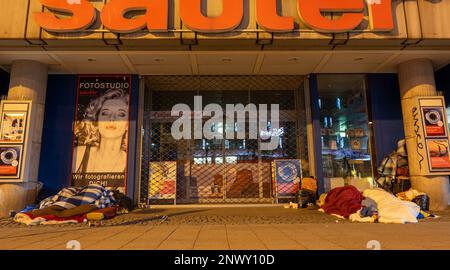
[1,0,450,215]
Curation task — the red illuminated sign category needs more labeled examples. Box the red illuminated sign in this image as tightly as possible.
[34,0,395,34]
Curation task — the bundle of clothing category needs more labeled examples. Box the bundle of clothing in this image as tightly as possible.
[319,185,437,224]
[14,184,120,226]
[319,185,363,218]
[396,189,434,219]
[377,139,410,193]
[349,189,422,224]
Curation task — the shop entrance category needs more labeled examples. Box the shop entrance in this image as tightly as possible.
[139,76,309,204]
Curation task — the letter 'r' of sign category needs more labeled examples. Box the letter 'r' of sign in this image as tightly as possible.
[33,0,394,33]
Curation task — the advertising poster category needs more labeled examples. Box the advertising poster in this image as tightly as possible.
[0,112,26,143]
[273,159,301,199]
[347,129,355,137]
[350,138,362,150]
[0,146,22,178]
[426,139,450,171]
[149,162,177,199]
[354,128,365,137]
[0,101,31,182]
[416,97,450,174]
[71,75,132,192]
[422,107,446,137]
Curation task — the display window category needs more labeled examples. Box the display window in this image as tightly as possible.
[139,76,309,204]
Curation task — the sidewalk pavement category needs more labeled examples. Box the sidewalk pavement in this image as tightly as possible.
[0,207,449,250]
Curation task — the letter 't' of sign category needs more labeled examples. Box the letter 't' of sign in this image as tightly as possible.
[297,0,364,33]
[180,0,244,33]
[101,0,168,33]
[34,0,96,32]
[256,0,294,32]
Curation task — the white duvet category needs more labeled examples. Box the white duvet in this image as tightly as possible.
[362,189,420,224]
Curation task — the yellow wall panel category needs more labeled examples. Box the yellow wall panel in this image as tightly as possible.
[0,0,30,45]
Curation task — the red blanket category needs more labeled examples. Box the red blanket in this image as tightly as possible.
[23,212,86,223]
[321,186,363,218]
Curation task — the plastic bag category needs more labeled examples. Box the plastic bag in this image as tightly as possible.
[412,195,430,211]
[301,177,318,193]
[392,178,411,195]
[297,189,316,208]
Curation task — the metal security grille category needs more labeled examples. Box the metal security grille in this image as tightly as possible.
[139,76,308,205]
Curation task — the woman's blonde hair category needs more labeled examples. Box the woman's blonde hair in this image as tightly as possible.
[75,88,129,151]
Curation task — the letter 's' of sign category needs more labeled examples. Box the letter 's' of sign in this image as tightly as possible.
[101,0,168,33]
[34,0,96,32]
[180,0,244,33]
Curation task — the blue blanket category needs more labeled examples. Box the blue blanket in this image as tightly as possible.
[39,184,116,210]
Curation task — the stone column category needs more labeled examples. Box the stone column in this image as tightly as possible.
[398,58,450,211]
[0,60,48,217]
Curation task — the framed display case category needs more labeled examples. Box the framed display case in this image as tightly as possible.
[0,101,32,182]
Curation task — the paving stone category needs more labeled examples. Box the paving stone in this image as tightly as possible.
[157,240,196,250]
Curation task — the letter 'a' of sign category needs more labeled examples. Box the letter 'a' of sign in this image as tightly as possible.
[101,0,168,33]
[34,0,395,34]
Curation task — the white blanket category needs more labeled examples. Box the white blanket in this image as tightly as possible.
[363,189,420,224]
[14,213,82,226]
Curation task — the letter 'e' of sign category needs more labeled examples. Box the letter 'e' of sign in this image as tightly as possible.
[297,0,365,33]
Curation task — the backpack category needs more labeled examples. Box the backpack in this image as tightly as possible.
[113,190,135,212]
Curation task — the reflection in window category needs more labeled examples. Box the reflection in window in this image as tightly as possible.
[447,107,450,132]
[317,75,374,192]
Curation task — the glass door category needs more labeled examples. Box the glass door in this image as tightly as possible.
[317,75,375,192]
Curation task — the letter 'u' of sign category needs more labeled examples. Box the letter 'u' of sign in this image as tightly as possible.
[34,0,395,34]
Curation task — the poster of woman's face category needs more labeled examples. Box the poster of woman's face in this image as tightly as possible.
[0,112,26,143]
[71,76,132,192]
